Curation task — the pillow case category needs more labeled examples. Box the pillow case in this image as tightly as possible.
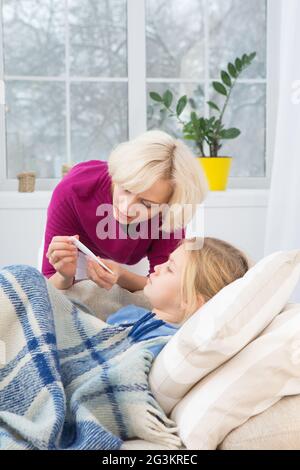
[149,250,300,414]
[170,302,300,449]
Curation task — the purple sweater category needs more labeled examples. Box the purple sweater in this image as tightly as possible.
[42,160,185,278]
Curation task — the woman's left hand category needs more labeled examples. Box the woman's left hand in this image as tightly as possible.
[86,257,122,290]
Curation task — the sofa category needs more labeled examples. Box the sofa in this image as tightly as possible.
[63,252,300,451]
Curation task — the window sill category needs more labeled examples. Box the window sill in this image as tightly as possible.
[204,189,269,208]
[0,189,269,210]
[0,191,52,209]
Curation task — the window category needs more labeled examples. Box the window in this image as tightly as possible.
[146,0,267,180]
[0,0,128,182]
[0,0,272,190]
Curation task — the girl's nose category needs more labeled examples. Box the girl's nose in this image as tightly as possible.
[153,264,161,275]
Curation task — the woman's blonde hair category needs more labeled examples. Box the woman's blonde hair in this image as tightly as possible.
[181,237,250,319]
[108,130,209,232]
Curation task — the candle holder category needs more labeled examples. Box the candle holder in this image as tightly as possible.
[17,171,36,192]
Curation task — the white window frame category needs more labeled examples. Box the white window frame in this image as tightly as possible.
[0,0,280,191]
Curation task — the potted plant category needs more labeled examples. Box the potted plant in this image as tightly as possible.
[149,52,257,191]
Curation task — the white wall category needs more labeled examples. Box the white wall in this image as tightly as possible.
[0,190,269,274]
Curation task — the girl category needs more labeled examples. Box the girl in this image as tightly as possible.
[43,130,208,293]
[106,237,250,357]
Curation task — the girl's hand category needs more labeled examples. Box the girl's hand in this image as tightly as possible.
[46,235,79,282]
[86,257,121,290]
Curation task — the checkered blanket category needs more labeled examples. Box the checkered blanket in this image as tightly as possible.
[0,265,181,450]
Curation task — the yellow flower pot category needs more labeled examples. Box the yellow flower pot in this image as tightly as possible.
[197,157,232,191]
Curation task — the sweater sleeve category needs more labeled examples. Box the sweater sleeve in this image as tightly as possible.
[41,182,81,278]
[146,227,186,275]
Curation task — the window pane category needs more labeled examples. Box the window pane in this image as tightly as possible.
[70,82,128,163]
[210,83,266,177]
[3,0,65,76]
[146,0,205,79]
[69,0,127,77]
[147,82,205,145]
[6,81,66,178]
[209,0,267,79]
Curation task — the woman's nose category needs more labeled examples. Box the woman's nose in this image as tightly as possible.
[119,194,135,214]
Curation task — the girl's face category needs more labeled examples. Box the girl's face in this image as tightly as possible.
[144,245,203,324]
[112,181,173,224]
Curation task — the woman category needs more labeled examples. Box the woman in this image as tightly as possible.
[42,130,208,292]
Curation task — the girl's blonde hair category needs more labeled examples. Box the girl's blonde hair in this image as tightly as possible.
[108,130,209,232]
[181,237,250,319]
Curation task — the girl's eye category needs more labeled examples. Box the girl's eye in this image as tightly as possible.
[167,264,173,273]
[142,201,151,209]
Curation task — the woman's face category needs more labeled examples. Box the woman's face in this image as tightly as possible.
[112,180,173,224]
[144,244,201,324]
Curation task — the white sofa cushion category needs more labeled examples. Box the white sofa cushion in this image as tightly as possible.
[149,250,300,414]
[219,392,300,450]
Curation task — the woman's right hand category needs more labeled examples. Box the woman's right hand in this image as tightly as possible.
[46,235,79,282]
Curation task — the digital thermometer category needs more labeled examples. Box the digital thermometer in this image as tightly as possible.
[69,237,114,275]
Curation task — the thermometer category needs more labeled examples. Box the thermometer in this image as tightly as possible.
[69,237,114,275]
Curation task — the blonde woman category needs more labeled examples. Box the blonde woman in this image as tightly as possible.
[43,130,208,292]
[106,237,250,357]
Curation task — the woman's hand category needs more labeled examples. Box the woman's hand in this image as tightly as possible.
[86,257,121,290]
[46,235,79,283]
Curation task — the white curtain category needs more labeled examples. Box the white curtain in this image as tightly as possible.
[264,0,300,302]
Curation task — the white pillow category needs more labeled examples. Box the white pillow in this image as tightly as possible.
[171,302,300,450]
[149,250,300,414]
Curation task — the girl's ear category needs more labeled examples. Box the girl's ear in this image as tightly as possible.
[197,294,206,309]
[180,294,205,317]
[180,299,188,312]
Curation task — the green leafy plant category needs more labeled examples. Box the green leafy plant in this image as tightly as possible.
[149,52,257,157]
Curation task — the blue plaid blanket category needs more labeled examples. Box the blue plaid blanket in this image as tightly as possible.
[0,265,181,450]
